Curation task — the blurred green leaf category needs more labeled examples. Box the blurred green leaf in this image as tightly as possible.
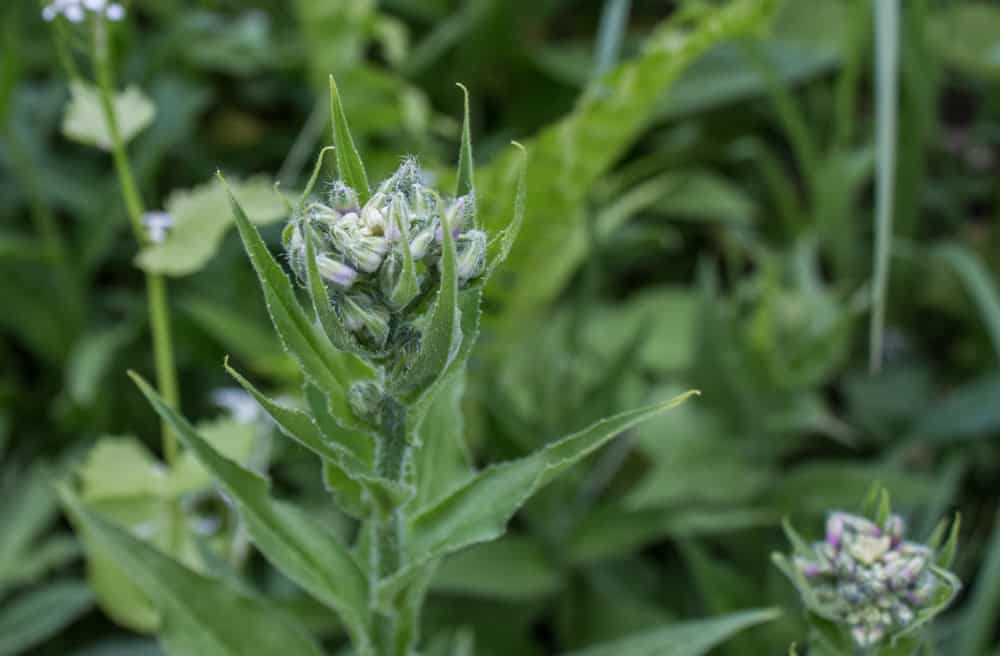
[432,535,560,601]
[478,0,780,324]
[562,607,781,656]
[137,177,287,277]
[131,374,372,652]
[61,488,325,656]
[0,581,92,656]
[387,391,696,601]
[62,82,155,152]
[908,374,1000,444]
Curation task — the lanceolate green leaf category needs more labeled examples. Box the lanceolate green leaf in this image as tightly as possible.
[222,176,374,430]
[225,361,372,466]
[476,0,780,323]
[485,142,527,279]
[60,490,324,656]
[562,608,782,656]
[329,76,371,203]
[304,227,357,353]
[0,581,92,656]
[404,391,697,572]
[455,83,475,198]
[130,374,371,652]
[391,197,461,401]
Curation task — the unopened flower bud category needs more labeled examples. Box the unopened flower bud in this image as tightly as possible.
[349,381,383,424]
[316,254,357,288]
[456,229,487,281]
[409,227,435,260]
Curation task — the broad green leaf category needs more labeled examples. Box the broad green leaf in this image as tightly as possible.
[432,535,560,601]
[61,489,324,656]
[65,325,137,406]
[304,228,358,353]
[391,196,461,400]
[77,437,166,501]
[223,177,375,432]
[391,391,697,597]
[0,581,92,656]
[413,369,473,510]
[62,81,155,151]
[477,0,780,323]
[907,374,1000,444]
[137,177,287,276]
[455,83,475,198]
[130,374,371,651]
[562,608,781,656]
[329,76,370,202]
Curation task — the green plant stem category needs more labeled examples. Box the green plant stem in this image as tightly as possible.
[92,18,180,464]
[370,397,411,656]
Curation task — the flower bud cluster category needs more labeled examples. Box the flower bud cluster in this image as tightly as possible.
[43,0,125,22]
[285,158,486,351]
[794,512,939,648]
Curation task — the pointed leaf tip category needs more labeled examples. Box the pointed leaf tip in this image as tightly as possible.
[328,76,370,203]
[455,82,475,198]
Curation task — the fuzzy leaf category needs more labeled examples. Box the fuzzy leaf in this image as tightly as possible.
[329,76,371,203]
[379,391,696,603]
[485,142,527,279]
[223,176,375,431]
[130,374,371,651]
[60,489,324,656]
[391,197,462,401]
[62,81,155,151]
[304,228,357,352]
[562,608,781,656]
[455,83,475,198]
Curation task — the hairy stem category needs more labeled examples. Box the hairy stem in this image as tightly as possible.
[93,18,180,464]
[371,396,412,656]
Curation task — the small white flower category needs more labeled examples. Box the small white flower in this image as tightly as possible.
[143,211,173,244]
[105,3,125,20]
[212,388,260,424]
[64,4,85,22]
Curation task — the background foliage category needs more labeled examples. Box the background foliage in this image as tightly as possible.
[2,0,1000,654]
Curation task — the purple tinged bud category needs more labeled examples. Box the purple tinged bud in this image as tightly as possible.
[826,513,845,549]
[316,255,356,288]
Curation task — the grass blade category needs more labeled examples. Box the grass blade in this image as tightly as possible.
[869,0,900,372]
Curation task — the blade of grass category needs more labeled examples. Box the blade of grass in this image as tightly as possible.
[935,243,1000,364]
[594,0,632,78]
[869,0,900,372]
